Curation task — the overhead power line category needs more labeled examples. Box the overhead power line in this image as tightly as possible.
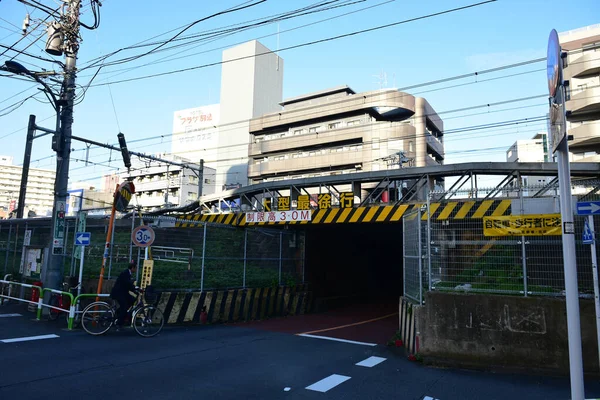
[89,0,498,87]
[79,0,393,82]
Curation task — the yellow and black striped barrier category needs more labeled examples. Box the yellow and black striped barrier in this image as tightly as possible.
[175,199,512,227]
[154,284,312,324]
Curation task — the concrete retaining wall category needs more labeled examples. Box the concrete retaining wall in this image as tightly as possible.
[155,285,312,324]
[415,291,599,375]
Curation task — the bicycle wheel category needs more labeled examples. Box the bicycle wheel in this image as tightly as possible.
[132,305,164,338]
[48,295,60,321]
[81,302,114,336]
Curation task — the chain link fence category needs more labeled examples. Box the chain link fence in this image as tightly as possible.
[0,214,305,292]
[404,180,600,303]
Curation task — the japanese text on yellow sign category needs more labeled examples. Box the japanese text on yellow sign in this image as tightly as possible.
[340,192,354,208]
[483,214,562,237]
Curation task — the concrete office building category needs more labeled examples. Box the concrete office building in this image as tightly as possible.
[124,154,216,211]
[0,155,54,217]
[506,132,552,189]
[172,40,283,191]
[560,24,600,162]
[248,86,444,184]
[66,185,114,216]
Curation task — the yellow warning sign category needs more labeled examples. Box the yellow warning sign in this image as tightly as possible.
[140,259,154,289]
[483,214,562,237]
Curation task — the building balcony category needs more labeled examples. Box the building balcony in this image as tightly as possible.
[425,131,444,159]
[569,122,600,152]
[136,195,181,208]
[567,86,600,116]
[424,154,443,167]
[248,151,363,179]
[250,128,364,156]
[134,178,179,192]
[249,123,416,157]
[567,52,600,79]
[250,89,416,134]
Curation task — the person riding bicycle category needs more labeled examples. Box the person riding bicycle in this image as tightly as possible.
[110,260,138,328]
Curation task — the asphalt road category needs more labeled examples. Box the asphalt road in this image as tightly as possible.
[1,303,600,400]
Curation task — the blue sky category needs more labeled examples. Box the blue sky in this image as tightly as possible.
[0,0,598,188]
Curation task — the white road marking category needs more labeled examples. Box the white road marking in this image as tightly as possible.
[306,374,351,393]
[356,356,386,367]
[283,387,291,392]
[423,396,439,400]
[1,334,59,343]
[0,313,22,318]
[298,333,377,347]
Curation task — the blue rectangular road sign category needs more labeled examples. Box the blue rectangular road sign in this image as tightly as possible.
[576,201,600,216]
[583,219,594,245]
[75,232,91,246]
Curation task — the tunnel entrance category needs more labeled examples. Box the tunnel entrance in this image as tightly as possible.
[303,222,403,311]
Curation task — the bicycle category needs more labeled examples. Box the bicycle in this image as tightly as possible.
[80,288,164,337]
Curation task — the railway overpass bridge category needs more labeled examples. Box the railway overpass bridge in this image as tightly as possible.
[162,161,600,310]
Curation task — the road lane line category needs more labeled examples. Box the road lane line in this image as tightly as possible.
[298,333,377,347]
[1,334,59,343]
[297,312,398,335]
[306,374,351,393]
[356,356,386,367]
[0,313,22,318]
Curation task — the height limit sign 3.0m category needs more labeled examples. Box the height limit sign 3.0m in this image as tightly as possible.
[132,225,155,248]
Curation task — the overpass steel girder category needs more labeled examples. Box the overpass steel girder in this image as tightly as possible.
[191,161,600,216]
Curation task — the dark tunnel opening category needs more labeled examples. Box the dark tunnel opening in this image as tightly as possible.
[303,223,403,311]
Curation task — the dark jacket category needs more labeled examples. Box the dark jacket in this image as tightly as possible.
[110,268,136,299]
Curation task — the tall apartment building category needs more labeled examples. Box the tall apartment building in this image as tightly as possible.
[506,132,552,188]
[0,155,54,217]
[560,24,600,162]
[124,154,216,211]
[172,40,284,191]
[248,86,443,184]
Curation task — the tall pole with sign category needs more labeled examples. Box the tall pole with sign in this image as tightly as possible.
[96,181,135,299]
[577,201,600,370]
[548,29,585,400]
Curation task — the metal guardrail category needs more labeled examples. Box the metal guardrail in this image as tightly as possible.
[0,279,42,309]
[1,279,110,330]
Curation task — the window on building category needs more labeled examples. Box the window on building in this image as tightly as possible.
[308,126,320,133]
[188,192,198,200]
[347,120,361,126]
[582,41,600,52]
[328,122,341,130]
[409,141,414,152]
[293,129,303,135]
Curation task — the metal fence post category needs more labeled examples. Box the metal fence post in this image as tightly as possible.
[243,229,247,288]
[279,231,283,286]
[519,181,528,297]
[426,188,432,291]
[200,224,207,292]
[69,212,79,276]
[418,208,423,305]
[4,223,12,276]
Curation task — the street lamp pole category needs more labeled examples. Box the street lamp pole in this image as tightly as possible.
[2,62,61,220]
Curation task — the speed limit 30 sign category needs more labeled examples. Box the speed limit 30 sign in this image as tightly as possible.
[132,225,155,248]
